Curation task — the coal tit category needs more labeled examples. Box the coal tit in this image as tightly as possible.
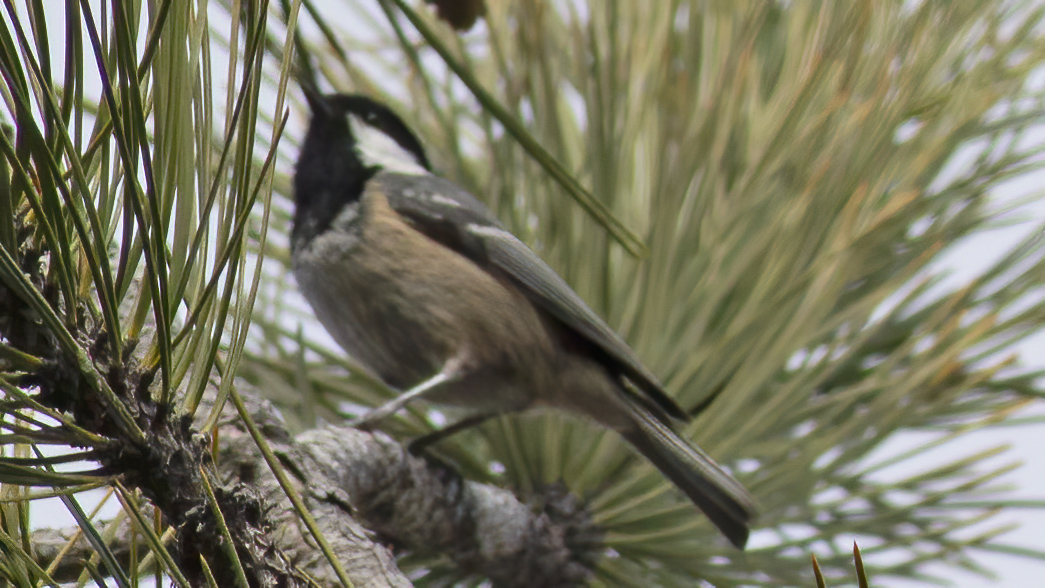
[291,90,756,548]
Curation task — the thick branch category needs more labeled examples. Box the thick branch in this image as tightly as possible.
[34,394,599,588]
[217,396,600,587]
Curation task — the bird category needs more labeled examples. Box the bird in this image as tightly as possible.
[290,89,757,548]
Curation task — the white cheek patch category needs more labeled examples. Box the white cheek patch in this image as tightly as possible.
[349,114,430,176]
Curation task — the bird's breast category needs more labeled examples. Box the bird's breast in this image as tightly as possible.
[292,188,557,405]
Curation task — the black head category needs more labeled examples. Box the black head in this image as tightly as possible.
[303,91,431,170]
[293,91,430,246]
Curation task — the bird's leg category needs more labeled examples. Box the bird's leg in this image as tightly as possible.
[349,355,466,431]
[408,412,499,454]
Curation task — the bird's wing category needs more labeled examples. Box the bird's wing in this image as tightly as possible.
[376,172,689,423]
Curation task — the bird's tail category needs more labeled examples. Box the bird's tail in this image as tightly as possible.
[620,407,756,548]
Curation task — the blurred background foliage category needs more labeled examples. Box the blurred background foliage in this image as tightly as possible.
[1,0,1044,586]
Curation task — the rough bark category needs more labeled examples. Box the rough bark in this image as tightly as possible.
[33,392,600,587]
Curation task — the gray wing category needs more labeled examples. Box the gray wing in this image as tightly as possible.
[376,172,688,423]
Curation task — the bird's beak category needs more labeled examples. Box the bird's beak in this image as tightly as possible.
[301,84,333,118]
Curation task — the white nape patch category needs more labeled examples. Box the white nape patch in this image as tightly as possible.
[349,114,429,176]
[331,200,361,230]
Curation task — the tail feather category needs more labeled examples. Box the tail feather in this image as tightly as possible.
[622,407,756,549]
